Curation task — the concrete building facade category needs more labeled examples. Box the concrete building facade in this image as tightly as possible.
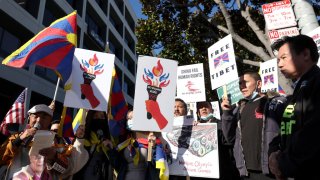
[0,0,137,121]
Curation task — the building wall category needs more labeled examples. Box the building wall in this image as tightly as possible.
[0,0,137,120]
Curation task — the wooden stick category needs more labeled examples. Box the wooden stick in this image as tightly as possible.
[147,132,155,161]
[223,85,227,99]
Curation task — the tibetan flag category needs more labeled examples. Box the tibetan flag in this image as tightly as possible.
[155,143,169,180]
[72,108,86,134]
[0,88,27,135]
[2,11,77,84]
[108,68,128,140]
[58,106,74,138]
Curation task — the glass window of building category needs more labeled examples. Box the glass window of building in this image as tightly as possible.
[66,0,83,16]
[85,12,106,48]
[43,1,66,27]
[14,0,40,18]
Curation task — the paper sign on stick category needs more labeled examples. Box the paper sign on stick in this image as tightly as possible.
[208,35,238,90]
[177,63,206,103]
[133,56,178,132]
[259,59,279,93]
[64,48,115,111]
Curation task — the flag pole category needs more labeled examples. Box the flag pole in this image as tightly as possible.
[53,77,61,102]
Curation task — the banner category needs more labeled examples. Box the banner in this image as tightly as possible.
[132,56,177,132]
[64,48,115,110]
[208,34,238,90]
[217,79,243,105]
[176,63,206,103]
[162,116,219,178]
[259,59,279,93]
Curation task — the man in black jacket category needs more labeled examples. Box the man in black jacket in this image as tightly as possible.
[269,35,320,180]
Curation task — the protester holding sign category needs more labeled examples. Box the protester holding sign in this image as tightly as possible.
[221,71,286,180]
[269,35,320,180]
[73,110,113,180]
[195,101,240,180]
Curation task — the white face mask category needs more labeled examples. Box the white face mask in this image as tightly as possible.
[200,113,214,121]
[126,119,133,130]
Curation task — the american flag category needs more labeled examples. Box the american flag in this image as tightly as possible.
[0,88,27,135]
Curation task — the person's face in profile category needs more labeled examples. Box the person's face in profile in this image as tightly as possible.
[29,154,44,175]
[174,101,187,117]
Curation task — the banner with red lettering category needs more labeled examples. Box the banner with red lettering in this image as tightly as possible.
[162,116,219,178]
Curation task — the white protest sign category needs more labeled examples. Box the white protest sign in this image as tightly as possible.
[162,122,219,178]
[177,63,206,103]
[268,27,299,44]
[64,48,114,111]
[262,0,297,30]
[133,56,177,132]
[208,34,238,90]
[211,101,221,120]
[307,26,320,66]
[259,59,279,93]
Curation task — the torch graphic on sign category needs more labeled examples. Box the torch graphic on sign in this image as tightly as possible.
[79,54,104,108]
[142,60,170,130]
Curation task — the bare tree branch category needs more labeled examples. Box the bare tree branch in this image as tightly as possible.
[236,0,274,58]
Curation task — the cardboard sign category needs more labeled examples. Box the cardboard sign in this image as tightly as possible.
[177,63,206,103]
[208,35,238,90]
[64,48,114,111]
[132,56,178,132]
[259,59,279,93]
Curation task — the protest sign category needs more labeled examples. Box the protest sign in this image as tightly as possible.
[64,48,115,111]
[217,79,243,105]
[162,118,219,178]
[177,63,206,103]
[133,56,177,132]
[208,35,238,90]
[259,59,279,93]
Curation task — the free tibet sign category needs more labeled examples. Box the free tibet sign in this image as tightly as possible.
[268,27,300,44]
[262,0,297,30]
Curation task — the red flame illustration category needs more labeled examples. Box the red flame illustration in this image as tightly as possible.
[152,60,163,77]
[89,54,98,66]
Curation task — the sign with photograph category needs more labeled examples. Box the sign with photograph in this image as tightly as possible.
[133,56,178,132]
[162,117,219,178]
[64,48,115,111]
[208,35,238,90]
[177,63,206,103]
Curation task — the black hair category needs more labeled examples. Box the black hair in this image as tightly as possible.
[271,35,319,63]
[241,70,261,81]
[84,110,110,140]
[175,98,187,112]
[51,119,60,125]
